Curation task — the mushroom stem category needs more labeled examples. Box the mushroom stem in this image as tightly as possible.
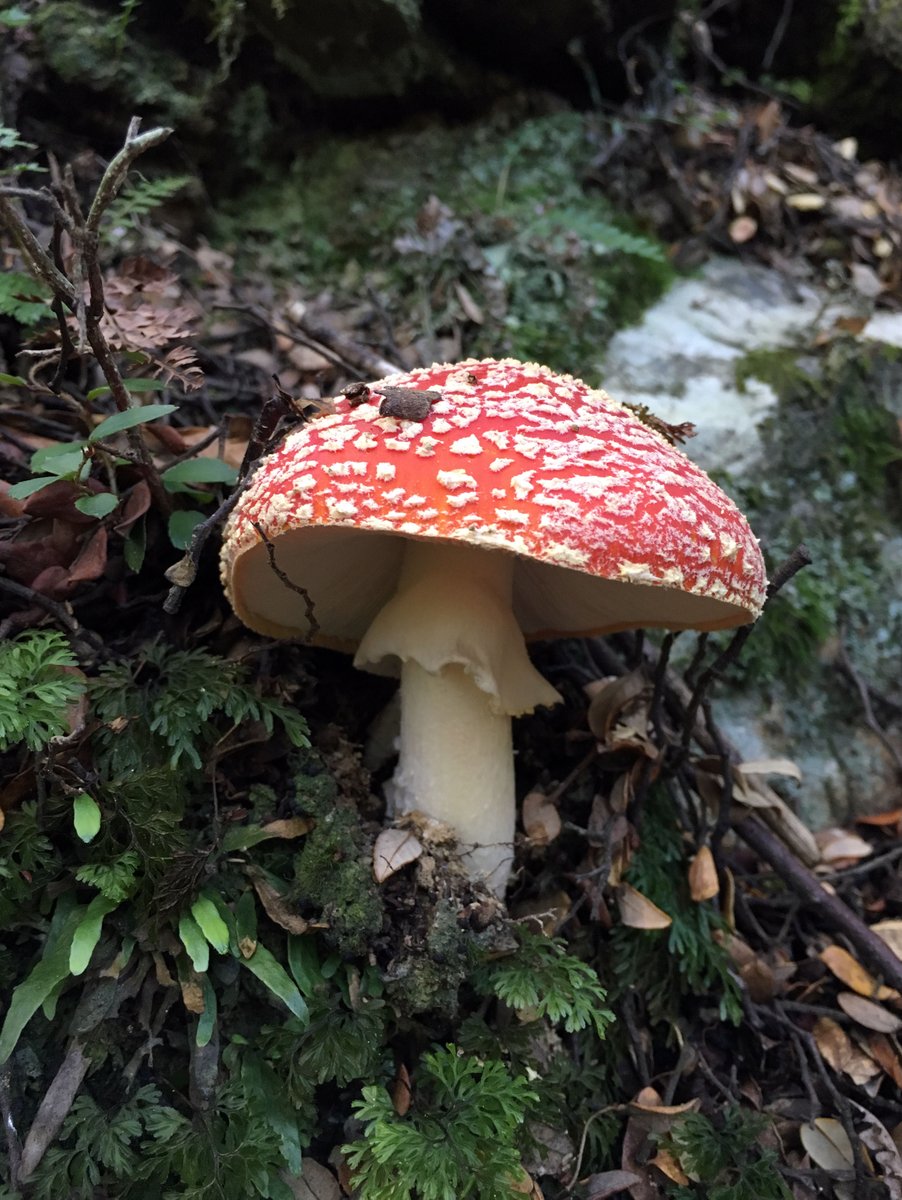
[354,539,560,896]
[390,660,515,891]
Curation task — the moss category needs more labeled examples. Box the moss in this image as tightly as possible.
[291,763,384,956]
[727,338,902,694]
[34,2,215,129]
[384,898,475,1015]
[216,111,672,377]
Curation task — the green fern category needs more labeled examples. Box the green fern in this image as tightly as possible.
[89,641,309,771]
[344,1046,538,1200]
[75,851,141,902]
[526,205,666,262]
[610,789,742,1024]
[0,631,85,751]
[662,1109,791,1200]
[0,270,54,325]
[104,173,193,237]
[473,928,612,1037]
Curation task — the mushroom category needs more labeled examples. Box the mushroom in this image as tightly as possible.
[220,358,766,895]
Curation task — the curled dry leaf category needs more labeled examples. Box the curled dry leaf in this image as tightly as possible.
[688,845,719,901]
[649,1147,690,1186]
[247,868,310,935]
[585,1170,642,1200]
[587,669,648,742]
[871,919,902,959]
[737,758,803,782]
[180,976,205,1014]
[820,945,901,1002]
[617,883,672,930]
[260,817,314,840]
[836,991,902,1034]
[373,827,424,883]
[852,1101,902,1200]
[815,827,873,865]
[865,1033,902,1088]
[522,791,562,845]
[392,1062,411,1116]
[629,1088,699,1117]
[800,1117,855,1173]
[813,1016,881,1086]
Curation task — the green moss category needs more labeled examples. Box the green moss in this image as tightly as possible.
[34,2,214,128]
[385,898,475,1015]
[729,338,902,692]
[291,763,384,956]
[217,111,672,377]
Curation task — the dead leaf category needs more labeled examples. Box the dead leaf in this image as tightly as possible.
[392,1063,411,1116]
[786,193,826,211]
[617,884,672,930]
[629,1089,699,1117]
[729,216,758,243]
[737,758,803,781]
[815,828,873,865]
[522,791,562,845]
[850,262,884,297]
[688,845,719,901]
[853,1102,902,1200]
[585,1170,642,1199]
[857,808,902,828]
[865,1033,902,1088]
[260,817,314,840]
[649,1146,689,1186]
[872,919,902,958]
[282,1159,342,1200]
[247,869,310,934]
[373,827,423,883]
[813,1017,881,1085]
[836,992,902,1034]
[587,670,649,742]
[180,977,205,1014]
[799,1117,854,1172]
[453,280,485,324]
[820,945,901,1002]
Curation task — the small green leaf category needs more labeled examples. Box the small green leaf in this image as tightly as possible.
[0,7,31,27]
[73,793,102,843]
[196,974,217,1047]
[0,906,85,1063]
[191,895,230,955]
[168,509,206,550]
[287,935,321,996]
[0,373,27,386]
[30,443,86,478]
[6,476,57,500]
[222,824,281,852]
[162,458,238,490]
[178,913,210,973]
[69,895,119,976]
[86,378,167,402]
[235,890,258,959]
[88,403,178,442]
[123,517,146,572]
[240,943,308,1022]
[74,492,119,519]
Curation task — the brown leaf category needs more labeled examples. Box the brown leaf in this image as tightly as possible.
[248,869,310,935]
[865,1033,902,1088]
[799,1117,854,1171]
[587,670,648,742]
[813,1016,881,1085]
[737,758,803,782]
[688,845,719,901]
[585,1170,643,1200]
[180,977,205,1014]
[373,827,424,883]
[871,919,902,959]
[649,1147,689,1186]
[815,828,873,865]
[740,957,779,1003]
[836,991,902,1034]
[114,480,151,535]
[392,1063,411,1116]
[260,817,314,840]
[618,884,672,930]
[453,280,485,324]
[282,1159,342,1200]
[522,791,562,846]
[820,945,901,1002]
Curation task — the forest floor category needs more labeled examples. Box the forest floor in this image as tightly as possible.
[2,82,902,1200]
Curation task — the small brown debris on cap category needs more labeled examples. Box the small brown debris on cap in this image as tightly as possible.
[341,381,371,405]
[374,386,440,421]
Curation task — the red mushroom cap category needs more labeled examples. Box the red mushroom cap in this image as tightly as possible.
[221,358,766,643]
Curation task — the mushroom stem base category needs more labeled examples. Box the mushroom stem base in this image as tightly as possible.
[388,659,515,894]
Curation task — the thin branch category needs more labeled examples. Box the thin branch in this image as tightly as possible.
[85,119,173,235]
